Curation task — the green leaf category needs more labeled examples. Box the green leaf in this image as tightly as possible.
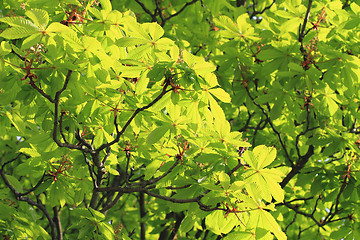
[136,70,150,94]
[88,208,105,221]
[116,37,150,47]
[144,160,163,180]
[179,213,197,234]
[205,210,238,235]
[6,111,25,133]
[22,33,42,50]
[224,231,254,240]
[208,93,226,124]
[219,171,230,190]
[0,26,39,39]
[98,0,112,11]
[209,88,231,103]
[0,41,12,56]
[193,61,216,77]
[5,175,23,192]
[19,147,41,157]
[214,15,239,34]
[25,9,49,30]
[146,124,171,145]
[0,17,37,28]
[143,22,164,41]
[46,22,74,34]
[33,180,52,195]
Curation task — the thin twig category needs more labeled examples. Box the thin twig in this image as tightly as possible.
[52,70,87,151]
[163,0,199,23]
[128,158,180,187]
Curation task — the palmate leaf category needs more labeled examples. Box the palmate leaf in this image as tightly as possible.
[242,146,285,202]
[244,145,276,170]
[142,22,164,41]
[0,9,50,39]
[205,210,239,235]
[247,205,287,240]
[124,17,152,40]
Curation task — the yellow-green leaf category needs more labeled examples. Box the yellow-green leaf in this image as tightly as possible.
[209,88,231,103]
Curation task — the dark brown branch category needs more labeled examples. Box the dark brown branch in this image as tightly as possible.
[144,190,218,211]
[100,192,123,214]
[163,0,199,24]
[299,0,313,43]
[168,213,185,239]
[52,70,87,151]
[128,158,180,187]
[0,154,57,239]
[139,191,146,240]
[102,146,111,165]
[280,145,314,188]
[144,189,201,203]
[125,151,131,184]
[30,80,55,103]
[75,129,93,150]
[97,82,171,152]
[245,87,293,166]
[90,152,106,208]
[283,202,323,228]
[165,184,191,190]
[154,0,165,25]
[323,176,348,224]
[20,172,47,196]
[342,0,350,9]
[134,0,157,21]
[284,212,297,233]
[284,196,314,204]
[250,0,276,18]
[83,152,97,188]
[294,101,319,159]
[236,0,246,7]
[53,207,63,240]
[238,111,255,132]
[59,111,68,144]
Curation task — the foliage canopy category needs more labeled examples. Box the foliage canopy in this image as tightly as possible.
[1,0,360,239]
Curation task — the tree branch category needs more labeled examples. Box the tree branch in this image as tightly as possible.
[163,0,199,24]
[250,0,276,18]
[280,145,314,188]
[134,0,157,21]
[299,0,313,43]
[0,154,57,239]
[139,191,146,240]
[245,87,293,166]
[128,158,180,187]
[52,70,87,151]
[29,80,55,103]
[53,207,63,240]
[97,82,171,152]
